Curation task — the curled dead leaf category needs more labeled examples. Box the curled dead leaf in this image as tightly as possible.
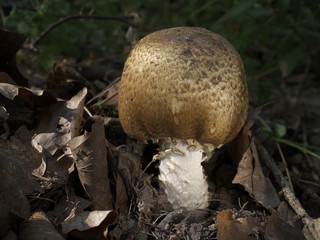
[32,87,87,155]
[0,83,57,134]
[265,209,306,240]
[19,211,64,240]
[87,78,120,108]
[216,209,257,240]
[31,88,87,185]
[232,123,280,209]
[47,193,92,226]
[62,210,118,239]
[46,59,90,99]
[0,126,42,225]
[0,29,28,86]
[69,116,113,210]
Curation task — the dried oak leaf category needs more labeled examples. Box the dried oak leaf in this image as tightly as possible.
[62,210,118,239]
[47,193,92,226]
[0,83,56,106]
[265,209,306,240]
[0,72,16,85]
[19,211,64,240]
[232,123,280,209]
[0,83,57,133]
[46,59,90,100]
[114,142,144,212]
[32,87,86,155]
[68,116,113,210]
[31,88,87,185]
[216,209,257,240]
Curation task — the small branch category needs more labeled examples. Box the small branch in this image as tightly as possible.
[257,143,320,240]
[276,142,294,192]
[23,14,137,51]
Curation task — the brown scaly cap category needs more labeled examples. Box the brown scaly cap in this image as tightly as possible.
[118,27,248,147]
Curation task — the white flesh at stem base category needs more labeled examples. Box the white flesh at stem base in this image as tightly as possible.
[158,140,209,211]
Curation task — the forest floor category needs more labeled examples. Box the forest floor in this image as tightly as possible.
[1,29,320,240]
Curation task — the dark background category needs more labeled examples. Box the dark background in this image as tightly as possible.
[2,0,319,105]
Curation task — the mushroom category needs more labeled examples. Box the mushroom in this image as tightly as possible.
[118,27,248,211]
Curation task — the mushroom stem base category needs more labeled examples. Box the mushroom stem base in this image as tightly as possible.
[158,140,209,211]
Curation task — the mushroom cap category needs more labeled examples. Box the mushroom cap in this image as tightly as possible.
[118,27,248,146]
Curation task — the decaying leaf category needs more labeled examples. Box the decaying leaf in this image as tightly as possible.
[19,211,64,240]
[87,78,120,108]
[0,126,42,218]
[0,29,28,86]
[265,209,306,240]
[0,126,43,237]
[0,83,57,105]
[0,72,16,85]
[0,105,10,138]
[257,143,320,240]
[47,193,92,226]
[277,201,301,227]
[232,123,280,209]
[61,209,118,239]
[31,88,87,185]
[0,83,19,100]
[32,87,86,155]
[46,59,90,99]
[114,142,144,212]
[216,209,258,240]
[69,116,113,210]
[0,83,57,134]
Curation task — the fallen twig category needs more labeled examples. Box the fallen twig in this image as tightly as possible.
[23,14,137,51]
[276,142,294,192]
[257,143,320,240]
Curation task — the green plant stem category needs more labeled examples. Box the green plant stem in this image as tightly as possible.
[275,138,320,159]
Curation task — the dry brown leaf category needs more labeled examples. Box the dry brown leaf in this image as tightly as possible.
[0,126,42,224]
[19,211,64,240]
[47,193,92,226]
[32,87,86,155]
[0,29,28,86]
[0,83,19,100]
[0,72,16,85]
[232,125,280,209]
[265,209,306,240]
[114,168,129,212]
[216,209,257,240]
[40,155,74,187]
[31,88,87,185]
[0,83,57,135]
[87,78,120,108]
[115,144,144,212]
[0,106,10,138]
[0,83,57,106]
[61,210,118,239]
[46,59,90,99]
[257,143,320,240]
[0,29,26,62]
[69,116,113,210]
[277,201,300,226]
[114,147,131,212]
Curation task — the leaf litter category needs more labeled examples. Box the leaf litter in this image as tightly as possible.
[0,29,319,239]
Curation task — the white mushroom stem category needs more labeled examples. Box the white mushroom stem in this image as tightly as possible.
[158,140,211,211]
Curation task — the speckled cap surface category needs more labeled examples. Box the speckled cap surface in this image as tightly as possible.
[118,27,248,146]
